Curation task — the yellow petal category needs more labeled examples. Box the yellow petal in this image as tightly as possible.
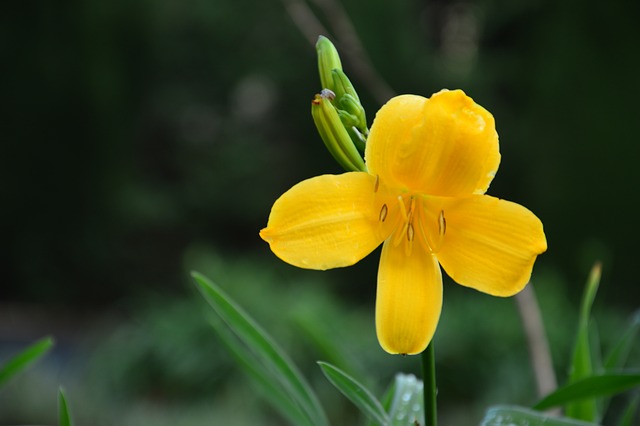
[376,238,442,355]
[260,172,394,270]
[365,94,427,191]
[366,90,500,197]
[435,195,547,296]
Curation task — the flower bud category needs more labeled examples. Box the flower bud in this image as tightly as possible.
[314,36,369,164]
[311,90,366,172]
[316,36,342,93]
[331,68,360,103]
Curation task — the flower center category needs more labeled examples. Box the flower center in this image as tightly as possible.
[376,187,446,256]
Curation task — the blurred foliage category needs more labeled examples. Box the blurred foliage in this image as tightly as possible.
[2,0,640,424]
[0,247,638,424]
[2,0,640,307]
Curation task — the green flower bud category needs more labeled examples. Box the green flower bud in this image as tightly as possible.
[331,70,368,153]
[311,90,366,172]
[314,36,369,166]
[316,36,342,92]
[331,68,360,103]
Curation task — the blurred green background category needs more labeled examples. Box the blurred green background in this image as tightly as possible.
[2,0,639,424]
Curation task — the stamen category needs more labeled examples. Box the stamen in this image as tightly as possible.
[397,196,408,221]
[417,214,432,253]
[374,175,380,193]
[438,210,446,238]
[404,223,414,257]
[425,210,446,253]
[379,204,388,222]
[393,196,409,247]
[393,222,409,247]
[407,197,415,222]
[416,202,446,254]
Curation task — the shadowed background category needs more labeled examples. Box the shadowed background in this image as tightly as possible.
[2,0,639,424]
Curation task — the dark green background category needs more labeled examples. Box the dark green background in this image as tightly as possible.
[4,0,639,306]
[2,0,640,424]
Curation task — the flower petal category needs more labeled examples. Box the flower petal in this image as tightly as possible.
[366,90,500,196]
[365,94,427,191]
[376,238,442,355]
[436,195,547,296]
[260,172,394,270]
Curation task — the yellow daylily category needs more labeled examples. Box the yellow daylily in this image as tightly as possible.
[260,89,547,355]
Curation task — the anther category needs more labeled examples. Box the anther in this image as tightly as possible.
[374,175,380,193]
[379,204,388,222]
[438,210,446,237]
[407,223,415,242]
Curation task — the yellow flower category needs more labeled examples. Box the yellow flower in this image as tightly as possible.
[260,89,547,355]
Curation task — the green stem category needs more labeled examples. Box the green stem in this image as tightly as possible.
[422,342,437,426]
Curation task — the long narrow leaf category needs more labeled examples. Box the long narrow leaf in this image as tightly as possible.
[58,387,73,426]
[380,379,398,413]
[211,316,310,426]
[604,311,640,371]
[599,311,640,417]
[534,372,640,411]
[318,361,389,426]
[192,271,328,426]
[367,379,397,426]
[0,336,54,386]
[482,405,600,426]
[566,263,601,421]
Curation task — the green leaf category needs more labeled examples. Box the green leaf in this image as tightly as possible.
[0,336,54,386]
[58,387,73,426]
[211,316,310,426]
[604,311,640,372]
[387,373,424,426]
[318,361,389,426]
[192,271,328,426]
[599,311,640,416]
[380,379,397,413]
[566,262,601,421]
[482,405,600,426]
[366,379,397,426]
[534,372,640,411]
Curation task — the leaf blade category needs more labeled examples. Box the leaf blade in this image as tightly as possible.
[210,316,311,426]
[0,336,54,386]
[566,263,601,420]
[318,361,389,426]
[58,387,73,426]
[534,372,640,411]
[604,310,640,372]
[192,271,328,426]
[482,405,600,426]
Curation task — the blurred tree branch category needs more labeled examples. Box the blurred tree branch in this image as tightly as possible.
[516,285,558,399]
[281,0,395,104]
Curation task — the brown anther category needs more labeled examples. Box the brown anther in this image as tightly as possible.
[379,204,388,222]
[407,223,415,242]
[438,210,446,237]
[374,175,380,193]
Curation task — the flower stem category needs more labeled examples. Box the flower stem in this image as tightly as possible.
[421,342,437,426]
